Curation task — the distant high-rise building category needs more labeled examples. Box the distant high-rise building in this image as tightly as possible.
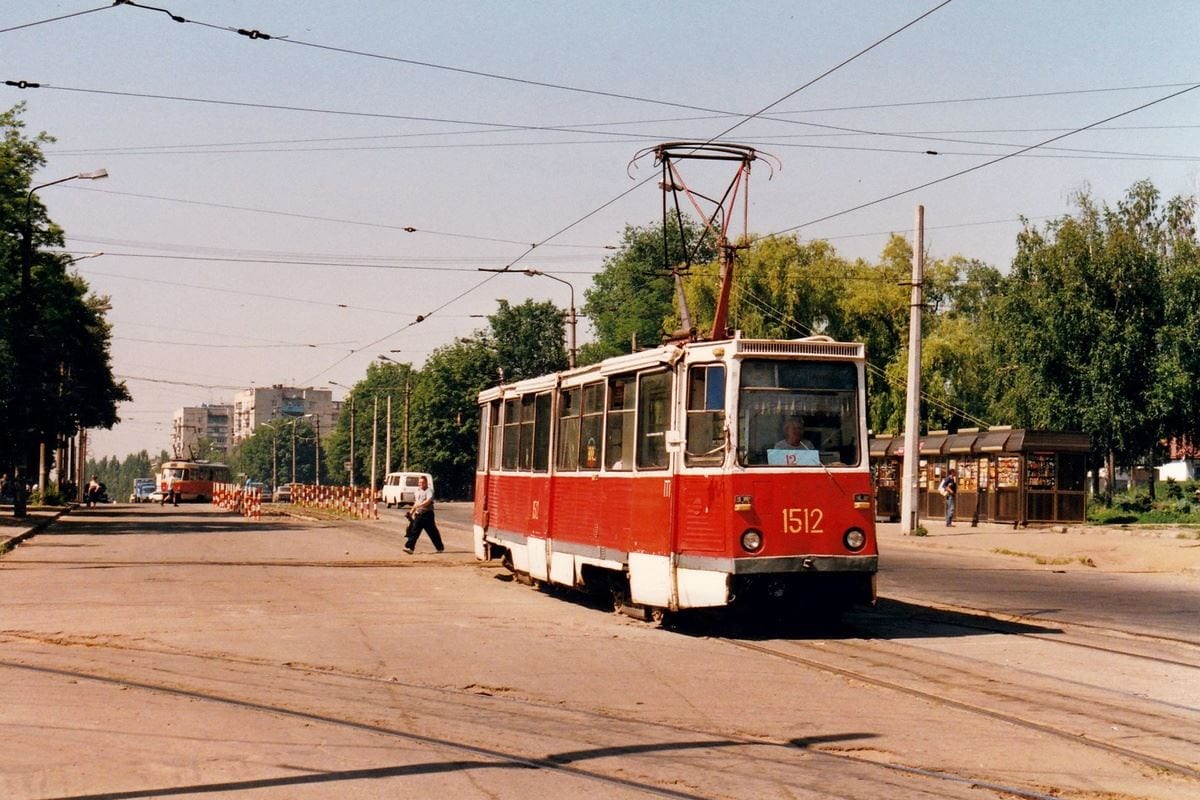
[172,404,234,459]
[232,385,340,443]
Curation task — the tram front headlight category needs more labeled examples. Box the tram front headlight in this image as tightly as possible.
[843,527,867,552]
[740,529,764,553]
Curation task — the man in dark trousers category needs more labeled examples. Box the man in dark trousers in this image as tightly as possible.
[939,470,958,527]
[403,475,444,554]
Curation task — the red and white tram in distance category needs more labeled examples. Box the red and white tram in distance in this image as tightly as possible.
[158,459,231,503]
[473,333,878,618]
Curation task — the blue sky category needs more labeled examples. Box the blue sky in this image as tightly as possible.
[4,1,1198,459]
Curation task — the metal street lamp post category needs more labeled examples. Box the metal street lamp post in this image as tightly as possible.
[11,169,108,517]
[377,354,409,470]
[479,267,577,368]
[259,421,281,496]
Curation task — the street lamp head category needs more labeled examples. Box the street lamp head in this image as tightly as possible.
[77,169,108,180]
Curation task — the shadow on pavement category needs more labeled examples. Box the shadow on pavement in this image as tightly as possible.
[44,506,313,536]
[665,596,1060,641]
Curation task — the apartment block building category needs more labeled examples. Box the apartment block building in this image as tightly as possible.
[171,404,234,459]
[231,385,341,443]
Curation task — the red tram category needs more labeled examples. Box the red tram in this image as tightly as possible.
[473,333,878,617]
[158,459,231,503]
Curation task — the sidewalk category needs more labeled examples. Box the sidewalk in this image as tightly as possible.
[876,518,1200,575]
[0,506,70,552]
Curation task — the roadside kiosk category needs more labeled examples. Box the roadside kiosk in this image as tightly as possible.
[918,430,951,522]
[869,434,900,521]
[871,427,1090,526]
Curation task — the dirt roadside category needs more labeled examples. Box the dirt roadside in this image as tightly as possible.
[876,518,1200,575]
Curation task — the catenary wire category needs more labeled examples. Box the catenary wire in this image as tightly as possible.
[0,4,114,34]
[65,187,612,250]
[294,1,957,383]
[44,133,1200,163]
[769,81,1200,237]
[734,283,989,427]
[78,266,418,318]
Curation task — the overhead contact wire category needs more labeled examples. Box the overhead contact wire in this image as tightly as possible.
[0,4,114,34]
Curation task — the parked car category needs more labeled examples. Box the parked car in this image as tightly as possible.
[381,472,433,508]
[272,485,292,503]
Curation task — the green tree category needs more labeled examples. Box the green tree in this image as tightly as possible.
[989,181,1190,502]
[1150,195,1200,457]
[408,338,499,499]
[681,235,850,340]
[489,298,568,381]
[325,359,414,489]
[1,103,128,490]
[228,418,318,487]
[581,217,715,363]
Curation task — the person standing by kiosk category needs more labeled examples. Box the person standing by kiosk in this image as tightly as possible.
[939,470,958,527]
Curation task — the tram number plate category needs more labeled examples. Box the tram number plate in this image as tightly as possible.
[782,507,824,534]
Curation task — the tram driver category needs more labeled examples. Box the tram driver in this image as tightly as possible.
[774,418,815,450]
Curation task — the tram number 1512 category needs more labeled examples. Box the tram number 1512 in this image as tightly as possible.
[783,507,824,534]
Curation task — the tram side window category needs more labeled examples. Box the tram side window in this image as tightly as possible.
[637,370,672,470]
[605,374,635,470]
[686,364,725,467]
[556,388,580,472]
[501,398,520,469]
[532,392,552,472]
[517,395,536,470]
[487,401,502,470]
[477,403,491,471]
[579,383,604,470]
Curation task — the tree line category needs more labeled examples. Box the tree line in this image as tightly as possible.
[2,104,128,506]
[231,187,1198,504]
[9,101,1197,506]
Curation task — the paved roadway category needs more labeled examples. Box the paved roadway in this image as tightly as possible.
[0,502,1196,799]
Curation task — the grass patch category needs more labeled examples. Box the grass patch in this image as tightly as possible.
[911,525,928,537]
[991,547,1095,567]
[1089,483,1200,526]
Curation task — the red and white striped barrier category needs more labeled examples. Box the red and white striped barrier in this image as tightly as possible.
[213,482,262,520]
[290,484,378,520]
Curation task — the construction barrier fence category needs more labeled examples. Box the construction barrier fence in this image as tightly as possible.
[214,483,378,521]
[289,483,380,520]
[213,482,262,520]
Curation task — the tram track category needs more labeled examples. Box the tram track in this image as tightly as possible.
[1,632,1071,800]
[877,593,1200,664]
[720,627,1200,782]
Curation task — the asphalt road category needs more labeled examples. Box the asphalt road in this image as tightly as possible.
[1,503,1196,799]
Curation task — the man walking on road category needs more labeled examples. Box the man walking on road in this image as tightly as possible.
[403,475,444,554]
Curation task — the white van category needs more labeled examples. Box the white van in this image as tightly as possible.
[381,472,433,508]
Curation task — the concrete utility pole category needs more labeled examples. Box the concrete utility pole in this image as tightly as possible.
[369,395,379,499]
[403,377,410,471]
[900,205,925,535]
[385,394,393,474]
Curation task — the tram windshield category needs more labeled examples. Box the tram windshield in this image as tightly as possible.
[737,359,861,467]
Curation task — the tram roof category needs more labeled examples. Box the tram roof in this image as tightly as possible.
[477,335,866,402]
